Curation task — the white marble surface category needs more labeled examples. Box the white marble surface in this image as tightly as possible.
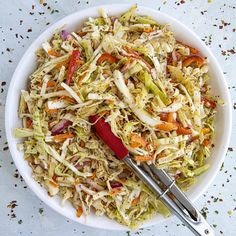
[0,0,236,235]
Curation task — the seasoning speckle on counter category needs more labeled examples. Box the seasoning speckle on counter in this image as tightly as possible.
[0,0,236,235]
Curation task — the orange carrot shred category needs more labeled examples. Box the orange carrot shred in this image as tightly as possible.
[55,59,69,69]
[47,81,57,87]
[53,132,75,142]
[159,113,168,122]
[45,108,58,114]
[77,31,87,37]
[177,127,192,135]
[88,171,96,180]
[49,180,59,188]
[203,139,210,147]
[48,50,61,57]
[156,123,178,131]
[131,195,140,206]
[59,96,76,104]
[143,27,153,33]
[182,56,204,68]
[130,134,147,148]
[167,112,175,123]
[76,207,83,218]
[109,188,122,196]
[134,156,154,162]
[177,41,199,54]
[190,135,199,142]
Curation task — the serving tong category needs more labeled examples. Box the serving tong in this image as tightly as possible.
[90,115,214,236]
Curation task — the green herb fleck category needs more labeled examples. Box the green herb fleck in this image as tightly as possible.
[220,162,224,171]
[200,207,208,219]
[39,208,44,215]
[126,231,131,236]
[18,219,23,224]
[213,197,219,203]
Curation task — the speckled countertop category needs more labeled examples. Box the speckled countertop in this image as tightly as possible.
[0,0,236,235]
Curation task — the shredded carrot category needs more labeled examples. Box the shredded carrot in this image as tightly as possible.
[130,133,147,148]
[109,188,123,196]
[156,123,178,131]
[48,50,61,57]
[131,195,140,206]
[55,59,69,69]
[188,46,199,55]
[76,206,83,218]
[203,139,210,147]
[177,126,192,135]
[190,135,199,142]
[152,142,158,149]
[87,170,96,180]
[53,132,75,142]
[146,107,154,113]
[159,113,168,122]
[77,31,87,37]
[179,42,199,54]
[59,96,76,104]
[47,80,57,87]
[44,108,58,114]
[134,155,154,162]
[52,174,57,181]
[182,56,204,68]
[167,112,175,123]
[49,180,59,188]
[76,59,85,65]
[26,118,33,128]
[202,127,211,134]
[143,27,153,33]
[56,86,65,91]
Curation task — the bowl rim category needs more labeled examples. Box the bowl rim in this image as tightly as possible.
[5,3,232,231]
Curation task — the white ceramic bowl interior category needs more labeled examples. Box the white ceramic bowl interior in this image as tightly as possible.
[5,4,232,230]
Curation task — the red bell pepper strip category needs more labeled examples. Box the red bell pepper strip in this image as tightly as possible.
[97,53,119,64]
[66,50,80,85]
[201,96,217,108]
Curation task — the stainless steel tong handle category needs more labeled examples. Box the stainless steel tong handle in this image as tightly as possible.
[90,116,214,236]
[123,156,214,236]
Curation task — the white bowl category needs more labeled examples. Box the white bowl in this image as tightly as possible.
[5,4,232,230]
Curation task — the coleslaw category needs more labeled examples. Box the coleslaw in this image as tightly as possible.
[14,6,217,229]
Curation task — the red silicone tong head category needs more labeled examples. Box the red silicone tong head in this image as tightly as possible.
[90,115,129,160]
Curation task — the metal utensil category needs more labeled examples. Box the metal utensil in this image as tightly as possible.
[90,115,214,236]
